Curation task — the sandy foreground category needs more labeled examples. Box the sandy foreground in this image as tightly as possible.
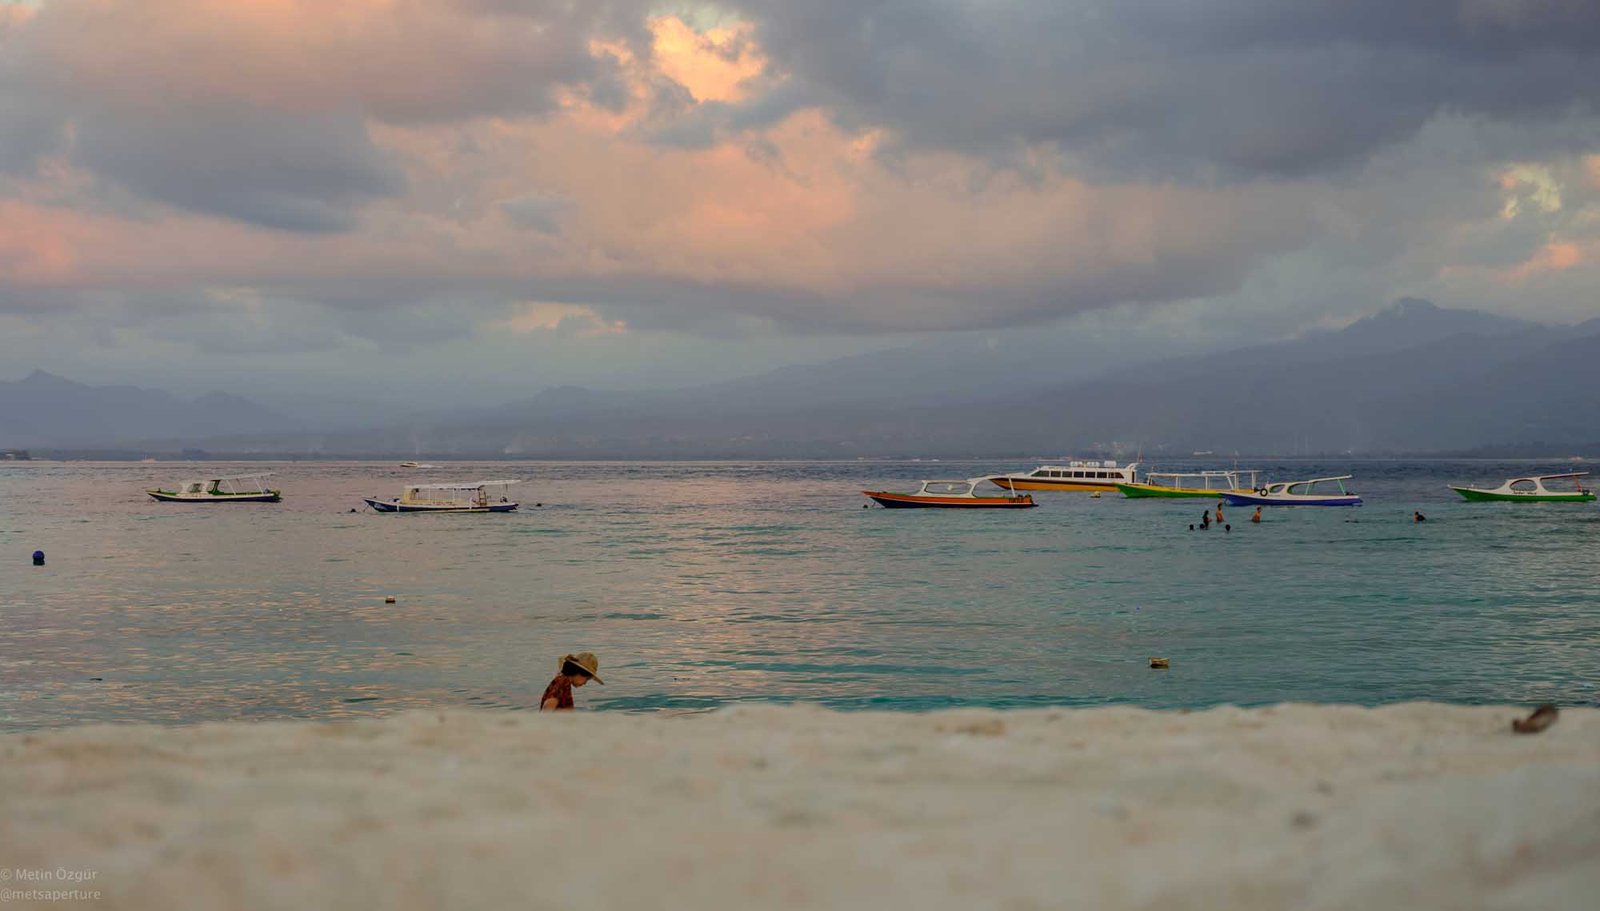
[1,704,1597,910]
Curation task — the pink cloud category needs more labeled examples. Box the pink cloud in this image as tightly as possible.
[22,0,626,122]
[1498,240,1587,283]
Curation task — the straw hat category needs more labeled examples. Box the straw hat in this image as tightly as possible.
[560,652,604,684]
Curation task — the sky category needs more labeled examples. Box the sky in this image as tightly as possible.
[2,0,1599,413]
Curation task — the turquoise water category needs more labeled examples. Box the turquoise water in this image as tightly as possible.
[2,460,1597,731]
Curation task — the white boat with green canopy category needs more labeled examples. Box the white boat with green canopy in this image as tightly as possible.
[147,473,281,503]
[1449,473,1595,503]
[1116,469,1262,499]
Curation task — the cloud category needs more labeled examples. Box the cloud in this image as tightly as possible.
[721,0,1600,179]
[0,0,651,231]
[73,107,404,232]
[2,0,1598,390]
[498,193,574,233]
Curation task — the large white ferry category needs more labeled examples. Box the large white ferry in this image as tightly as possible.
[989,460,1140,493]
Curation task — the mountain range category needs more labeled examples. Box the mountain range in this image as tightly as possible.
[0,370,300,448]
[4,299,1598,457]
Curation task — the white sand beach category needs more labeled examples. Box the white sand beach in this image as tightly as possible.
[2,704,1597,910]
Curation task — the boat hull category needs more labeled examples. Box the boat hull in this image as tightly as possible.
[364,497,518,513]
[147,490,281,503]
[864,491,1036,509]
[1221,491,1362,507]
[1116,483,1251,499]
[1449,487,1596,503]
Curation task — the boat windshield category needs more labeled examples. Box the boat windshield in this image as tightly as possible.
[1286,478,1349,496]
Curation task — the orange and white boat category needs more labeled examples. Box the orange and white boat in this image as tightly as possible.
[863,478,1036,509]
[990,460,1140,492]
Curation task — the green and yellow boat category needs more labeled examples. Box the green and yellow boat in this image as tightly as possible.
[1448,473,1595,502]
[1116,470,1261,499]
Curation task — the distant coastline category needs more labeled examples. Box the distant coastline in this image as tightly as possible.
[7,448,1594,462]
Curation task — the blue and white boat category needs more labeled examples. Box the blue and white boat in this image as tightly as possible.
[364,480,520,513]
[1221,475,1362,507]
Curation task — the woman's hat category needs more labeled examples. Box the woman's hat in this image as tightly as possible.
[560,652,604,684]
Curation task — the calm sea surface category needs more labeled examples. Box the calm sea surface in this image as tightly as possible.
[2,460,1597,731]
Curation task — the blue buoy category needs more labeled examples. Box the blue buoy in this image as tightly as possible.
[32,550,45,566]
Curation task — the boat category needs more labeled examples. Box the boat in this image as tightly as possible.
[1116,469,1261,499]
[1449,473,1595,503]
[364,480,521,513]
[863,478,1036,509]
[1221,476,1362,507]
[990,460,1140,493]
[147,473,281,503]
[399,461,436,469]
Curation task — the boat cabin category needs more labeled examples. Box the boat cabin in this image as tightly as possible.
[1024,460,1135,481]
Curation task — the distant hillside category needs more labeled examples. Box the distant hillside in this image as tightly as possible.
[0,370,298,447]
[11,301,1598,457]
[175,299,1598,458]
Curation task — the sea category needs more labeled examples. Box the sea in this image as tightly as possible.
[2,459,1597,732]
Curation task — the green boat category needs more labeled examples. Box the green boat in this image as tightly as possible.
[1117,470,1260,499]
[1449,473,1595,502]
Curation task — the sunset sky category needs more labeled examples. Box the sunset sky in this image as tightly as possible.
[3,0,1599,411]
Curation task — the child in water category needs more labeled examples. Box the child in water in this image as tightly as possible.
[541,652,603,710]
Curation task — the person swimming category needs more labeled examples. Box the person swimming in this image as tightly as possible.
[1251,506,1262,524]
[1414,510,1426,523]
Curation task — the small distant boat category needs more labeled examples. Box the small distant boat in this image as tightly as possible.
[1117,469,1261,499]
[1221,475,1362,507]
[1449,472,1595,503]
[399,461,436,469]
[990,460,1139,493]
[148,473,281,503]
[864,478,1036,509]
[364,480,520,513]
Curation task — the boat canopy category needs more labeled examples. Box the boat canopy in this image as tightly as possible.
[172,473,275,494]
[405,479,521,490]
[1145,469,1259,490]
[398,479,520,507]
[1282,475,1352,496]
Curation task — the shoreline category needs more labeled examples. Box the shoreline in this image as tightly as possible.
[3,703,1597,909]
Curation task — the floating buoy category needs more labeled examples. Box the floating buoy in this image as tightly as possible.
[1149,657,1170,669]
[32,550,45,566]
[384,596,397,604]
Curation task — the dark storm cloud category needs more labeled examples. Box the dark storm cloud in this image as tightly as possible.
[722,0,1600,178]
